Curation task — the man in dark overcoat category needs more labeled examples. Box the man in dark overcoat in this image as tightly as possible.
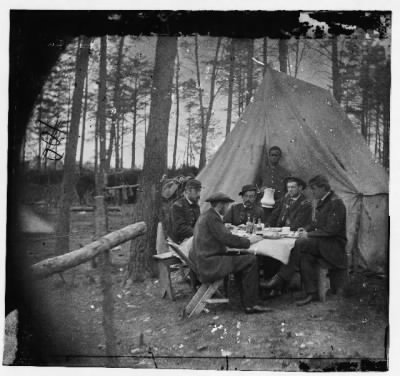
[223,184,264,226]
[189,192,271,314]
[168,179,202,244]
[260,177,312,289]
[263,175,347,306]
[267,176,312,230]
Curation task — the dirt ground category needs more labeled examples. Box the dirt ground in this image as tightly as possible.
[15,207,388,371]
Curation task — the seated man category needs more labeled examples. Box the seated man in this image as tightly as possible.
[189,192,271,314]
[260,177,312,295]
[267,176,312,230]
[168,179,202,244]
[263,175,347,306]
[223,184,264,226]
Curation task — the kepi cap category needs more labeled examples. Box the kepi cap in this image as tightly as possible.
[308,174,330,187]
[205,192,234,203]
[239,184,257,196]
[185,179,202,190]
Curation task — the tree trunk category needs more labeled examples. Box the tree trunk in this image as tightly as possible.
[37,95,43,171]
[55,36,91,255]
[237,62,243,117]
[374,103,380,158]
[226,38,235,136]
[94,117,99,178]
[294,39,300,78]
[199,37,222,170]
[172,50,180,171]
[115,117,120,170]
[331,36,342,103]
[263,37,268,76]
[186,116,192,166]
[79,70,89,171]
[245,39,254,106]
[360,59,369,140]
[127,36,177,282]
[144,101,148,137]
[382,60,390,170]
[131,77,138,169]
[120,117,124,169]
[97,36,108,194]
[106,36,125,171]
[66,79,71,136]
[278,39,288,73]
[194,35,206,168]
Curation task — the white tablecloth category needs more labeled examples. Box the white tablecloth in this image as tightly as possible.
[228,237,296,264]
[171,233,296,265]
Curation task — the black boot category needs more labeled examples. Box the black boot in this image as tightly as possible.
[296,293,318,306]
[260,274,284,290]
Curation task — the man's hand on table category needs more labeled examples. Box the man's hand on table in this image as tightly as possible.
[248,234,263,244]
[225,223,235,230]
[297,228,308,239]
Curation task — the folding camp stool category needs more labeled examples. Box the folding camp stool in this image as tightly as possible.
[167,240,229,318]
[152,223,184,301]
[317,259,348,302]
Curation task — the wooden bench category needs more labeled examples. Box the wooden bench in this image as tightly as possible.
[167,240,228,318]
[152,222,185,301]
[317,259,348,302]
[153,251,182,301]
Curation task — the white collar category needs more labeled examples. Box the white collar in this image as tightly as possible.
[212,207,224,220]
[184,194,194,205]
[320,191,331,202]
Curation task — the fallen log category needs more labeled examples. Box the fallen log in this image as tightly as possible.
[31,221,146,279]
[70,206,121,212]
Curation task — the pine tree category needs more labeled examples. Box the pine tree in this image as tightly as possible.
[127,36,177,282]
[55,36,91,255]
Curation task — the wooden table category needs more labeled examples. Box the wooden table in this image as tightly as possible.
[227,237,296,264]
[227,228,298,264]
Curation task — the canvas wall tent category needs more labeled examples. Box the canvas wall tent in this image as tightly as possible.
[196,67,389,271]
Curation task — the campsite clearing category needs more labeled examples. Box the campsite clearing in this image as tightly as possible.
[20,208,388,370]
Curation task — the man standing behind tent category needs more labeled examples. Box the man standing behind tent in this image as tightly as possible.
[256,146,292,222]
[223,184,264,226]
[263,175,347,306]
[189,192,271,314]
[168,179,202,244]
[257,146,291,202]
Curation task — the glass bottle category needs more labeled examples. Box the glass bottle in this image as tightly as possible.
[246,215,252,234]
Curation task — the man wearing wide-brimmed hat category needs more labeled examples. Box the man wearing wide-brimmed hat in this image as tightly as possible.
[223,184,264,226]
[267,176,312,230]
[168,179,202,244]
[189,192,272,314]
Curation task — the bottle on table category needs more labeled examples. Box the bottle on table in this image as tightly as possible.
[256,217,264,234]
[246,215,253,234]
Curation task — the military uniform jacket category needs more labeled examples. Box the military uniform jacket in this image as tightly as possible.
[268,193,312,231]
[256,163,291,201]
[169,196,200,244]
[305,191,347,269]
[223,203,264,226]
[189,208,250,283]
